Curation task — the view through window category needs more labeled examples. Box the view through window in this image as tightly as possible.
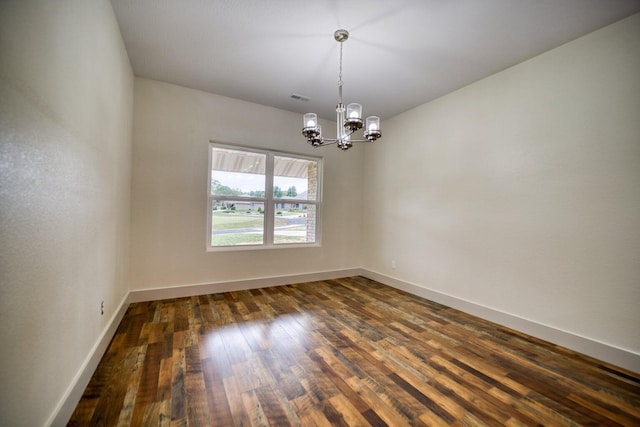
[208,143,321,249]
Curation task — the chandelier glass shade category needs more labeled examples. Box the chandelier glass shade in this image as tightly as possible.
[302,29,382,151]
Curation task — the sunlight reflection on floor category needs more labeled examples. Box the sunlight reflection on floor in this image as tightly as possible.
[203,313,311,360]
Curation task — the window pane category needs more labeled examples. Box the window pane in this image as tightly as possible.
[273,155,318,201]
[211,147,266,197]
[208,143,321,250]
[274,204,317,244]
[211,201,265,246]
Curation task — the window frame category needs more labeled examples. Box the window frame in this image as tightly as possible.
[207,142,322,251]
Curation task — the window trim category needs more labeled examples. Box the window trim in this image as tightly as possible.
[207,142,322,251]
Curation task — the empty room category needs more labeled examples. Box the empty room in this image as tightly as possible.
[1,1,639,426]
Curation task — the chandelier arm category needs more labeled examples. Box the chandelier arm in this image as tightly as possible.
[346,139,375,143]
[344,128,357,138]
[307,138,339,146]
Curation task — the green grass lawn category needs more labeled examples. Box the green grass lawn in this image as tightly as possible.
[212,212,264,230]
[211,212,308,246]
[212,212,298,229]
[212,233,264,246]
[212,233,306,246]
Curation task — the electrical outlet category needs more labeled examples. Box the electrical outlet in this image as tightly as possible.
[391,260,396,269]
[101,301,104,316]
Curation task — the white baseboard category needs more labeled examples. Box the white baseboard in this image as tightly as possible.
[361,269,640,374]
[47,293,130,427]
[127,268,364,303]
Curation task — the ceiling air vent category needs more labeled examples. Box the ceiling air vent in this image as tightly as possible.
[290,93,311,102]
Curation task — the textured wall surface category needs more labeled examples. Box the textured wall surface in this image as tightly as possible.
[362,14,640,357]
[0,1,133,425]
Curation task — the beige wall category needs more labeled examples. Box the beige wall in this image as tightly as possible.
[363,14,640,356]
[0,1,133,425]
[130,78,364,290]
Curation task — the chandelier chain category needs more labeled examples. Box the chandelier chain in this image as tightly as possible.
[338,41,344,102]
[338,41,343,86]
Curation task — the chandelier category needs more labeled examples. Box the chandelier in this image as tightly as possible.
[302,29,382,151]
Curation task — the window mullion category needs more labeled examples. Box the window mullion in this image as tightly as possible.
[264,153,275,245]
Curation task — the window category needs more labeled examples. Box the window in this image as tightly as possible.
[208,143,321,250]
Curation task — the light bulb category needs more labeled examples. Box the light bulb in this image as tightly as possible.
[346,103,362,120]
[366,116,380,132]
[303,113,317,129]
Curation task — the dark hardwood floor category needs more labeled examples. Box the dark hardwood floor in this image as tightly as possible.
[69,276,640,426]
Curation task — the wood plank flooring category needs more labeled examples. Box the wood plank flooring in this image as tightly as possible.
[69,276,640,426]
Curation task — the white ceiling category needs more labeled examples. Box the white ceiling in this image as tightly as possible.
[111,0,640,121]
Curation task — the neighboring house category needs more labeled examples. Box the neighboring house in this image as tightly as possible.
[218,191,309,211]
